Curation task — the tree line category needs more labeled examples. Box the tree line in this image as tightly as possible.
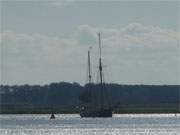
[0,82,179,113]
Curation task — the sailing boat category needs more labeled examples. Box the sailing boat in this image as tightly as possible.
[80,33,112,117]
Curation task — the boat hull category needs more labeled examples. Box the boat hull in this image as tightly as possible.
[80,109,112,117]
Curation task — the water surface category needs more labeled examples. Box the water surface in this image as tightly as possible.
[0,114,179,135]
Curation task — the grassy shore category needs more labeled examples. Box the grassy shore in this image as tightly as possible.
[0,104,179,114]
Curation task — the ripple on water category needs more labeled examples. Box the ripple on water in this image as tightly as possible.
[0,114,179,135]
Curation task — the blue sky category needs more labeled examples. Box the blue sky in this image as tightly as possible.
[1,0,180,85]
[2,1,179,36]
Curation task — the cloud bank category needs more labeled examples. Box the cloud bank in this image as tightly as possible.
[1,23,180,85]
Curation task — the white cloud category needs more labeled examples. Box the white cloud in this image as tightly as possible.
[76,25,97,45]
[1,23,180,85]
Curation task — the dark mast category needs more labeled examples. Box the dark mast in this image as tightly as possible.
[98,33,104,110]
[88,48,92,84]
[87,47,93,105]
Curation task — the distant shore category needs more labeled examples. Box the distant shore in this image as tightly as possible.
[1,83,179,115]
[1,104,179,114]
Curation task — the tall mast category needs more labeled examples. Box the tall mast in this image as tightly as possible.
[98,33,102,60]
[98,33,103,85]
[98,32,103,109]
[88,49,91,84]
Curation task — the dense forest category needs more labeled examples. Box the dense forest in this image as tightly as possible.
[0,82,179,114]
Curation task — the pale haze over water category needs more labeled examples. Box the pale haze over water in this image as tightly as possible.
[0,114,179,135]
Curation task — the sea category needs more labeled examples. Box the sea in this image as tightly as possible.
[0,114,179,135]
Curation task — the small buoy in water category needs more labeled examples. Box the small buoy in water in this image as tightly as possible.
[50,113,55,119]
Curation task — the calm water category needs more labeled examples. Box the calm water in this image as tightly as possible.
[0,114,179,135]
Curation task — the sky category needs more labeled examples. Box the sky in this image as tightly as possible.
[0,0,180,85]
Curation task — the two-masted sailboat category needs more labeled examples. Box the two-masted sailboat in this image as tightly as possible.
[80,33,112,117]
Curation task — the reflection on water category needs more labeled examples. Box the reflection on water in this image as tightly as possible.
[0,114,179,135]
